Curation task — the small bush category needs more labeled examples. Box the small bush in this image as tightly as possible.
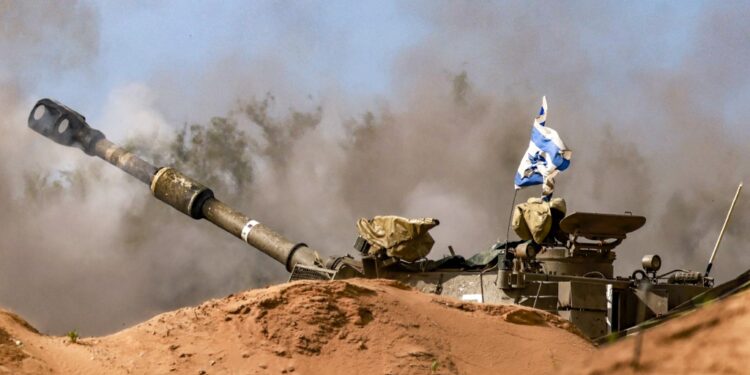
[431,360,440,373]
[66,330,79,344]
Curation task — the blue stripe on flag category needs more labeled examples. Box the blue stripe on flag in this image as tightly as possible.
[557,158,570,171]
[514,171,544,187]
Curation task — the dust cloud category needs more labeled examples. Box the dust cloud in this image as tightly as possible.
[1,1,748,335]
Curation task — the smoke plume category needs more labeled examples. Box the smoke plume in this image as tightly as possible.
[1,1,748,336]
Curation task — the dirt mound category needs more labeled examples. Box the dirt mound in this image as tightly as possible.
[565,287,750,375]
[1,279,593,374]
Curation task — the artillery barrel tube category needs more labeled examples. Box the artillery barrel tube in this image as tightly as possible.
[93,139,158,185]
[28,98,321,271]
[143,160,320,270]
[150,167,214,219]
[201,198,320,271]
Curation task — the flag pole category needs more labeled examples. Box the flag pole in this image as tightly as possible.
[504,188,519,248]
[705,182,743,277]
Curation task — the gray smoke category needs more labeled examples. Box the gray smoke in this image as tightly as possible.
[1,1,749,336]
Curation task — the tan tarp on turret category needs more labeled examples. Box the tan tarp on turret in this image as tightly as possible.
[512,197,567,243]
[356,216,439,262]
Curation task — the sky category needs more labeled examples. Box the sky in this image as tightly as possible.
[29,1,707,129]
[33,1,430,124]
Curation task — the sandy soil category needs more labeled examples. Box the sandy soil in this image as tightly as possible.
[0,278,594,374]
[565,287,750,375]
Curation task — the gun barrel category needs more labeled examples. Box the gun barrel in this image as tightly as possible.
[95,139,159,184]
[201,198,320,270]
[28,98,321,272]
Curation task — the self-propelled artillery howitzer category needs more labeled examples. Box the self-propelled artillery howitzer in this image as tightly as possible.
[28,99,734,341]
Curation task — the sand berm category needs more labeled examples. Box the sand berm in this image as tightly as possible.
[0,278,595,374]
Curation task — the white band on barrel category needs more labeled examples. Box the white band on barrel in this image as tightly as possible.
[241,220,260,242]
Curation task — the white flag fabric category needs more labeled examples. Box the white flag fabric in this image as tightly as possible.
[514,96,572,190]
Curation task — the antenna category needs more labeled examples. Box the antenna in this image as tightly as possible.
[705,182,743,277]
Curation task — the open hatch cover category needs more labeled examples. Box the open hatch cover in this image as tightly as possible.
[560,212,646,240]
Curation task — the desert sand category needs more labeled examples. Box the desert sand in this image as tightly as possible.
[0,278,594,374]
[566,284,750,375]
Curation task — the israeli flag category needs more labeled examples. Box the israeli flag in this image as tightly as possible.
[514,96,572,189]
